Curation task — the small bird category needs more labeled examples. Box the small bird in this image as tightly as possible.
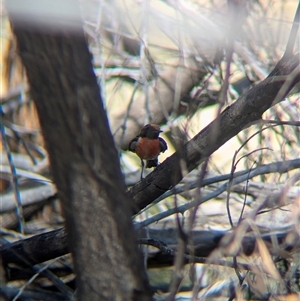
[128,124,168,179]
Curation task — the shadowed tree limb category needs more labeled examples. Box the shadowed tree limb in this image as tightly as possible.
[2,226,299,281]
[128,54,300,213]
[3,157,299,273]
[7,1,152,300]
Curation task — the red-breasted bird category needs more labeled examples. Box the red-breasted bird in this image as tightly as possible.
[128,124,168,179]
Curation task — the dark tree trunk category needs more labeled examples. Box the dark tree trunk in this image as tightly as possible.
[7,3,152,301]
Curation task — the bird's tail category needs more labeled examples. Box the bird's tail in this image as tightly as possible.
[146,159,158,168]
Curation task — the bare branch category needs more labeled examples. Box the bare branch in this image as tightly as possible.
[129,55,300,213]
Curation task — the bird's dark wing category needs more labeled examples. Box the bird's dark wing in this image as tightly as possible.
[146,159,158,168]
[128,136,139,153]
[159,137,168,153]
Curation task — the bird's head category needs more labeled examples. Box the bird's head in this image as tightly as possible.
[139,124,162,139]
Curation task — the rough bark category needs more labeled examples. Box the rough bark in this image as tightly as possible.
[7,2,152,301]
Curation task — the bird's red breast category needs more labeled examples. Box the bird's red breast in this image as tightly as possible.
[128,124,168,168]
[136,137,161,160]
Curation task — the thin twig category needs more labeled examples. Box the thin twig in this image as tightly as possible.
[12,259,59,301]
[135,158,300,229]
[238,162,256,225]
[227,147,272,228]
[0,112,24,233]
[283,2,300,59]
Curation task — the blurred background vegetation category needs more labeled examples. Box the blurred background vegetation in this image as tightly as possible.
[1,0,299,300]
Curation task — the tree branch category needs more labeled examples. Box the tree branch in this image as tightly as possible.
[128,54,300,213]
[2,227,299,281]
